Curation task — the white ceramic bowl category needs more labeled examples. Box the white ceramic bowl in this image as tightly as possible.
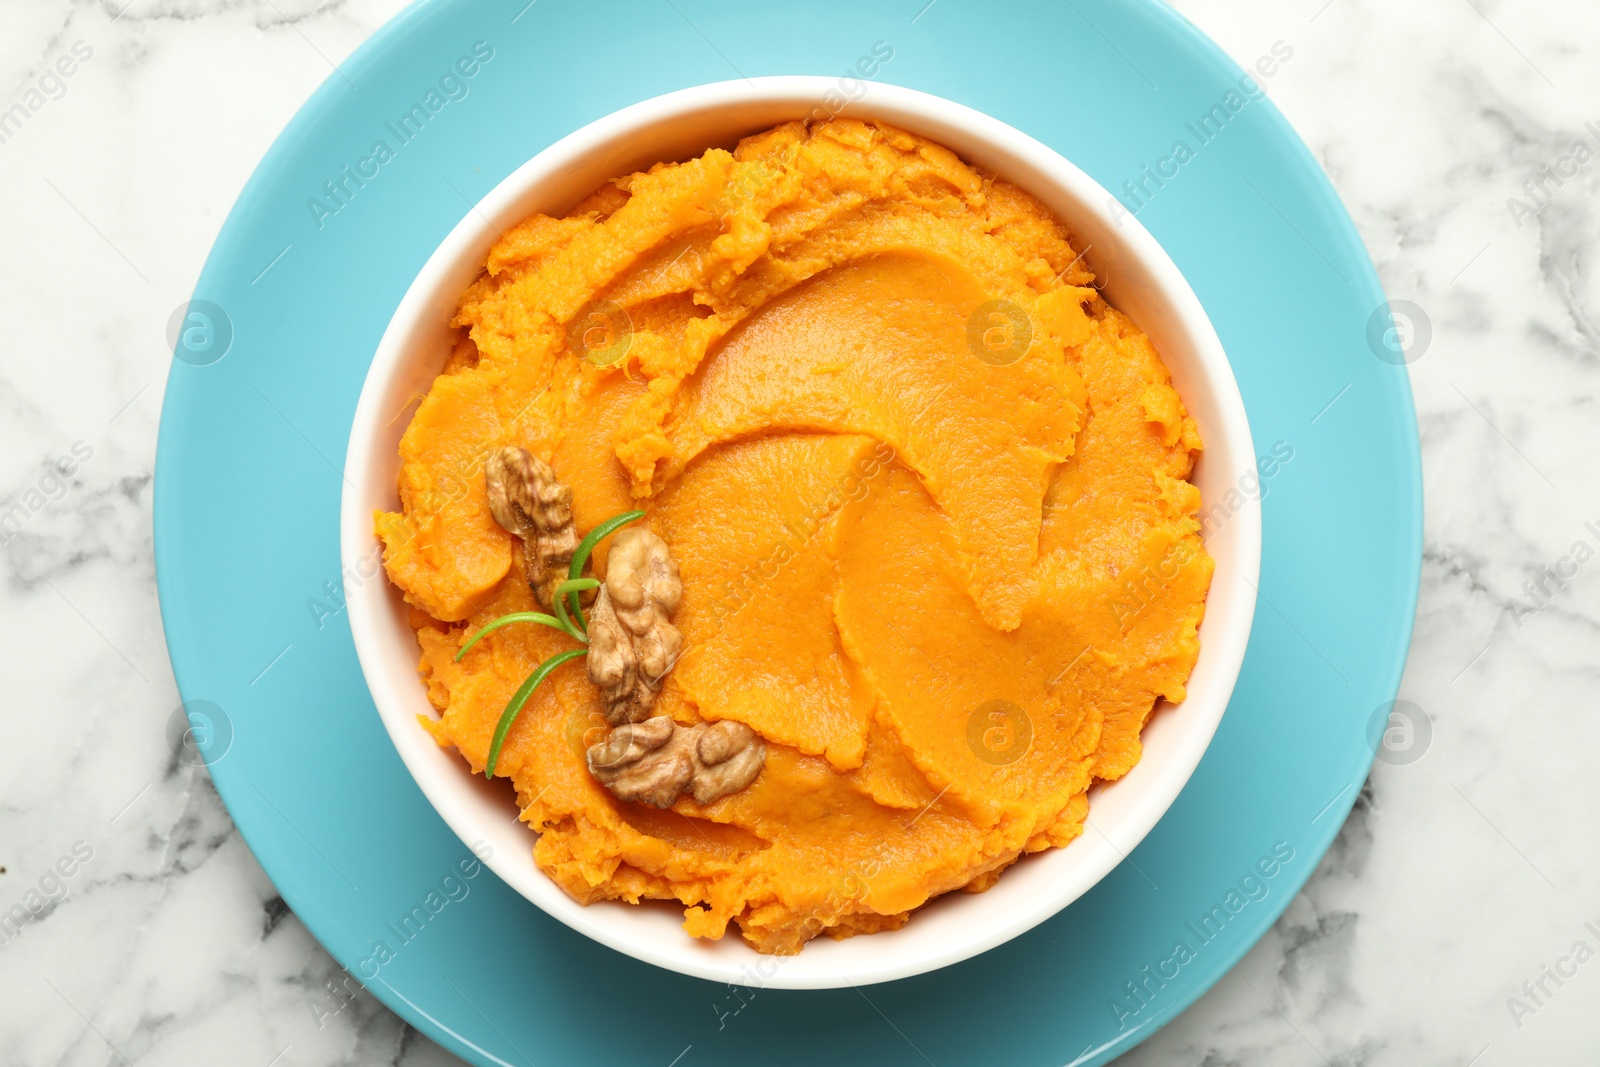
[341,77,1259,990]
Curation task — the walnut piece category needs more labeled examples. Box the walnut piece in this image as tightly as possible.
[587,717,766,809]
[691,720,769,805]
[484,446,578,609]
[585,527,683,725]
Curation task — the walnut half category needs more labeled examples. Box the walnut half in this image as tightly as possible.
[587,717,766,809]
[484,446,578,609]
[585,527,682,725]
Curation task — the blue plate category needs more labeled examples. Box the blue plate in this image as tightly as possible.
[154,1,1420,1063]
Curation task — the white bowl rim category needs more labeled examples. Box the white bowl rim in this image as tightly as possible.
[341,75,1260,990]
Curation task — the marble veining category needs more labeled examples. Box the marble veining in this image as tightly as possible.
[2,0,1597,1063]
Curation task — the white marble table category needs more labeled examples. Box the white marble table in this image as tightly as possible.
[2,0,1594,1063]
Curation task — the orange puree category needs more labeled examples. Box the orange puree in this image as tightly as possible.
[378,118,1212,954]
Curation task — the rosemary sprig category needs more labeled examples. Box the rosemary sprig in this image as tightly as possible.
[465,509,647,780]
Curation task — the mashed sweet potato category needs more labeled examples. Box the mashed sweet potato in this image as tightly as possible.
[377,118,1212,954]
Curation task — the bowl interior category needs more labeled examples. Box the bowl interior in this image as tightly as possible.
[340,77,1259,989]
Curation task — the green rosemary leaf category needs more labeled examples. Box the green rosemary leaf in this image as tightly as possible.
[485,648,588,779]
[552,577,599,638]
[455,612,579,661]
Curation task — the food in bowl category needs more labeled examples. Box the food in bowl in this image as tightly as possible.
[375,117,1213,954]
